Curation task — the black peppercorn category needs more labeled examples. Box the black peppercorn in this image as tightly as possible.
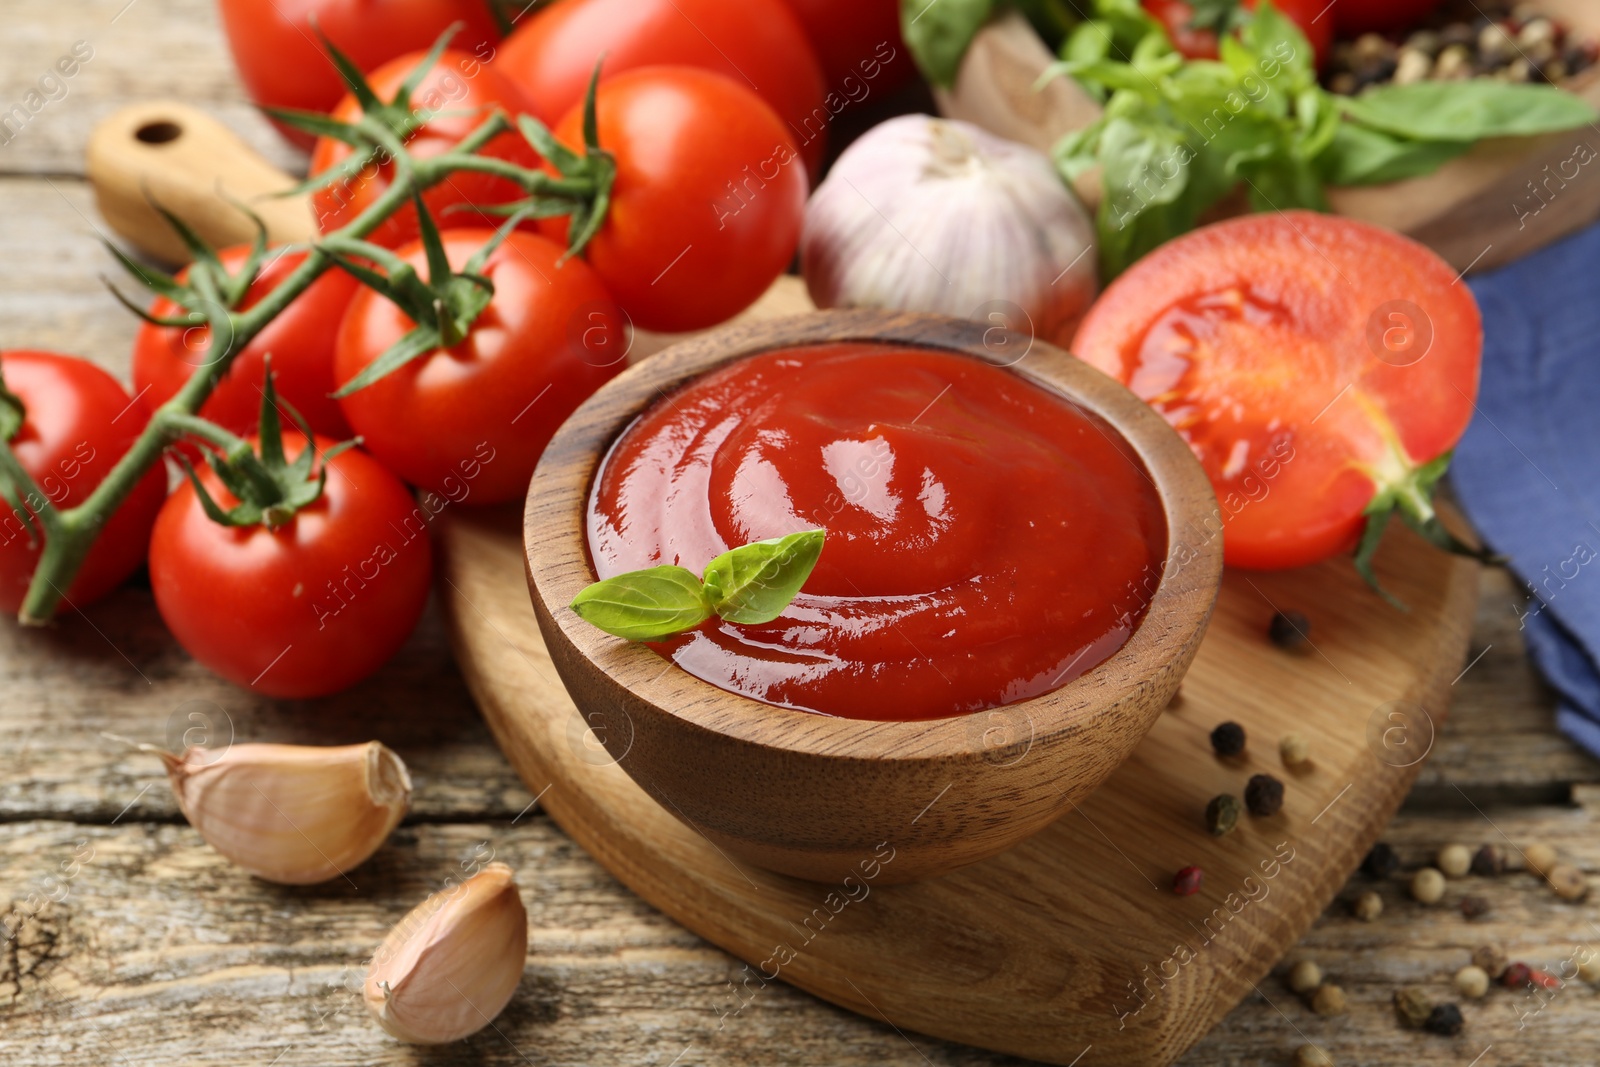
[1362,842,1400,879]
[1424,1003,1465,1036]
[1245,773,1285,817]
[1268,610,1310,650]
[1210,721,1246,758]
[1470,844,1505,876]
[1460,894,1492,919]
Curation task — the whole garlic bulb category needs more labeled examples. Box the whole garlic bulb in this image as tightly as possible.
[802,115,1098,346]
[155,741,411,885]
[366,862,529,1044]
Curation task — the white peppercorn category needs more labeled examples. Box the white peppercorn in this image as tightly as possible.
[1523,842,1558,876]
[1411,867,1446,904]
[1279,732,1311,768]
[1288,959,1322,994]
[1294,1045,1334,1067]
[1312,983,1347,1017]
[1455,965,1489,999]
[1547,863,1590,901]
[1437,843,1471,878]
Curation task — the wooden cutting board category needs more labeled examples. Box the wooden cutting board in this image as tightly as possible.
[437,376,1479,1065]
[82,101,1481,1062]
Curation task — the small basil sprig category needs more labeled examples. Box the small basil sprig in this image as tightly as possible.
[1048,0,1599,278]
[570,530,825,641]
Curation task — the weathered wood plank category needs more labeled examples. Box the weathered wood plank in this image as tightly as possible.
[0,583,533,824]
[2,561,1587,826]
[0,0,303,179]
[1,800,1594,1066]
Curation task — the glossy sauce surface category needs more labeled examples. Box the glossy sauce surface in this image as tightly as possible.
[586,343,1168,720]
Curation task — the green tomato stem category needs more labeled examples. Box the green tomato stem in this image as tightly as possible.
[444,154,597,200]
[8,130,516,624]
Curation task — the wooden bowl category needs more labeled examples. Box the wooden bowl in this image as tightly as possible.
[523,311,1222,883]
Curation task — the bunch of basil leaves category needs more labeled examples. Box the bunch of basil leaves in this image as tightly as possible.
[902,0,1598,279]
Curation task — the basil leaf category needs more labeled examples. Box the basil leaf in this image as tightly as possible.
[702,530,826,626]
[901,0,995,88]
[1292,87,1343,163]
[1187,0,1242,34]
[570,566,711,641]
[1054,117,1108,182]
[1315,123,1473,186]
[1226,0,1313,98]
[1096,116,1233,277]
[1340,81,1598,142]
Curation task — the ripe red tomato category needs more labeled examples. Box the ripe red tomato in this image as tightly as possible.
[218,0,502,148]
[133,247,356,447]
[0,350,167,614]
[1143,0,1332,67]
[1333,0,1444,35]
[538,68,808,334]
[778,0,914,98]
[309,49,536,248]
[335,230,626,504]
[495,0,828,176]
[1073,212,1481,571]
[148,437,431,698]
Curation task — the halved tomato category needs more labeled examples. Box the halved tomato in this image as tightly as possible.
[1073,211,1481,572]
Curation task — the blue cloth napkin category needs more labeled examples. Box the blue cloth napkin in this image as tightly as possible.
[1452,222,1600,759]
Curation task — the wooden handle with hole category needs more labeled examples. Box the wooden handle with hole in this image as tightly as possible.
[86,101,316,265]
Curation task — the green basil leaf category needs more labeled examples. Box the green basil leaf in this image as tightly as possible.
[1292,87,1343,162]
[1187,0,1243,34]
[702,530,826,626]
[1340,81,1598,142]
[1096,116,1232,277]
[1054,116,1109,182]
[1232,0,1314,94]
[1236,151,1328,211]
[570,566,711,641]
[901,0,995,88]
[1315,123,1473,186]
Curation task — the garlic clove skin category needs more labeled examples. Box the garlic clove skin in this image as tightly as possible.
[160,741,410,885]
[801,114,1098,347]
[365,862,529,1044]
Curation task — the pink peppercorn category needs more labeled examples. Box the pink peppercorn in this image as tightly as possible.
[1527,968,1562,990]
[1173,866,1203,895]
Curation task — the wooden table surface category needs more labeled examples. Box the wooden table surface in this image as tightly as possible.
[2,3,1597,1065]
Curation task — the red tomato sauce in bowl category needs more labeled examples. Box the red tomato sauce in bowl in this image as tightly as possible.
[585,342,1168,720]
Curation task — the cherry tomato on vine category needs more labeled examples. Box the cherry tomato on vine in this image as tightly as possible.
[334,230,626,504]
[776,0,914,100]
[133,246,357,446]
[0,350,167,615]
[218,0,502,149]
[309,48,536,248]
[1143,0,1332,67]
[1332,0,1444,35]
[148,436,431,698]
[539,68,808,334]
[1072,212,1481,572]
[495,0,829,176]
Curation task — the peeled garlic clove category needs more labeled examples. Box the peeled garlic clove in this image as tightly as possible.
[365,862,528,1044]
[801,114,1098,346]
[159,741,410,885]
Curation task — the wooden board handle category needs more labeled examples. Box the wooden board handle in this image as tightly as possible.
[86,101,315,265]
